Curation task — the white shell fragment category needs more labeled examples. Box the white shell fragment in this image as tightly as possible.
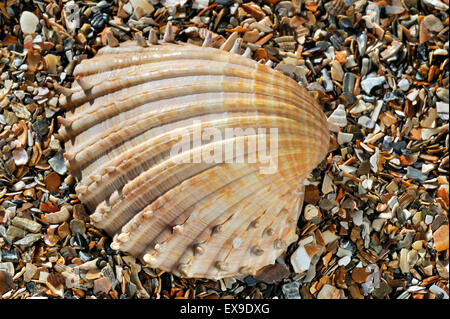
[20,11,39,34]
[290,245,311,273]
[60,39,329,279]
[12,148,29,166]
[327,104,347,127]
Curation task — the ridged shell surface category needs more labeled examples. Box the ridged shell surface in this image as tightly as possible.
[60,40,330,279]
[324,0,347,16]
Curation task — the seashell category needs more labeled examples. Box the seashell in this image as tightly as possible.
[59,28,329,279]
[324,0,347,16]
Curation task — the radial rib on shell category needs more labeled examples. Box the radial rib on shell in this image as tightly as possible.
[61,40,330,279]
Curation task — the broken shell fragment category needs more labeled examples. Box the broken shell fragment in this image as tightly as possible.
[324,0,347,16]
[20,11,39,34]
[60,38,329,279]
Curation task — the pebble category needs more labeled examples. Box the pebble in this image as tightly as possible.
[243,275,258,287]
[425,214,434,225]
[32,119,49,136]
[407,250,418,267]
[13,181,26,191]
[327,104,347,127]
[79,250,93,262]
[422,163,435,174]
[321,174,335,195]
[369,148,379,173]
[433,225,449,252]
[243,29,260,43]
[14,233,41,249]
[422,126,446,140]
[407,89,419,101]
[343,72,356,93]
[356,32,367,56]
[358,115,375,129]
[337,132,353,144]
[72,204,88,222]
[429,284,449,299]
[290,245,311,273]
[79,259,100,271]
[11,217,41,233]
[20,11,39,34]
[319,198,336,211]
[436,101,448,114]
[344,55,358,68]
[101,264,118,289]
[352,267,370,284]
[338,255,351,266]
[399,248,410,273]
[44,172,62,192]
[380,40,403,60]
[423,15,444,32]
[6,225,28,240]
[129,0,154,16]
[436,88,449,102]
[215,0,233,5]
[343,92,357,105]
[361,76,386,95]
[47,228,60,246]
[304,185,321,204]
[372,280,392,299]
[57,222,71,239]
[12,149,28,166]
[385,181,398,194]
[412,211,422,225]
[321,69,333,92]
[70,219,86,234]
[380,136,393,152]
[0,262,14,277]
[317,284,344,299]
[93,277,112,295]
[91,11,109,29]
[126,282,137,298]
[356,161,370,176]
[431,215,448,232]
[337,247,352,258]
[321,230,339,245]
[331,60,344,82]
[74,232,88,249]
[43,206,71,224]
[254,263,290,284]
[397,78,410,91]
[405,166,427,182]
[411,240,423,250]
[48,150,67,175]
[348,285,364,299]
[303,204,321,221]
[0,270,15,294]
[281,282,301,299]
[348,103,365,116]
[361,57,371,76]
[350,210,363,226]
[0,248,20,262]
[23,263,37,282]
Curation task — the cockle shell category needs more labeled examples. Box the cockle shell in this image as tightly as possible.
[58,29,329,279]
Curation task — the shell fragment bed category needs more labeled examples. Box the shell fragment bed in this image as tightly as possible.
[60,33,329,279]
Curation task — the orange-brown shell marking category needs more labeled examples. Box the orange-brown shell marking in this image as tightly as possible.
[59,28,329,279]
